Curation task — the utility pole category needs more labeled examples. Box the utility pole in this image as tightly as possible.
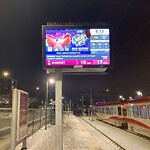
[70,100,71,111]
[81,96,84,116]
[45,81,48,130]
[90,88,94,121]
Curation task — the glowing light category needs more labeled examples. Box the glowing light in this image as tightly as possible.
[49,78,55,84]
[140,105,146,109]
[136,91,142,96]
[119,95,125,100]
[36,87,40,90]
[3,71,9,77]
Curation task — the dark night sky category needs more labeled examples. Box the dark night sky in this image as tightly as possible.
[0,0,150,104]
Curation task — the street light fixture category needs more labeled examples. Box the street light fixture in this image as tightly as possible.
[3,71,9,77]
[106,89,109,92]
[49,78,55,84]
[119,95,125,100]
[136,91,142,97]
[36,87,40,90]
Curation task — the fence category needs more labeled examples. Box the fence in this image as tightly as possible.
[0,108,53,150]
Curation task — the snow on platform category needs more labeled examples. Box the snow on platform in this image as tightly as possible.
[16,115,102,150]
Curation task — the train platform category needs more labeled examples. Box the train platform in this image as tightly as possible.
[16,115,102,150]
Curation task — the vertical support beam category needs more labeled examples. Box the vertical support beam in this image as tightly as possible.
[82,96,84,116]
[45,81,48,130]
[90,88,94,121]
[22,137,27,149]
[70,100,71,111]
[11,89,18,150]
[55,69,63,150]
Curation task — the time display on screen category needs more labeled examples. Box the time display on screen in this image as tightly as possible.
[43,27,110,68]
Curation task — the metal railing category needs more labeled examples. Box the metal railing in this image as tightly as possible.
[0,108,53,150]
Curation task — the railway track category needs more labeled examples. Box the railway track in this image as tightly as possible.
[96,118,150,142]
[80,117,126,150]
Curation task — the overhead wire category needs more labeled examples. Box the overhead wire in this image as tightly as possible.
[114,19,150,61]
[112,0,134,36]
[87,0,133,90]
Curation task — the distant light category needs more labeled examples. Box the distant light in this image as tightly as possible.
[136,91,142,96]
[119,95,123,99]
[119,95,125,100]
[106,89,109,92]
[49,78,55,84]
[36,87,40,90]
[3,71,9,77]
[129,97,132,100]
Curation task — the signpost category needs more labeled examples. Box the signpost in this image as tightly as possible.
[11,89,28,150]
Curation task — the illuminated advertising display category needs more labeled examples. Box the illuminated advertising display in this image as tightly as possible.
[42,25,110,69]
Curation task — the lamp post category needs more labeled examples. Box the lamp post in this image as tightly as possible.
[90,88,94,121]
[45,78,55,130]
[2,71,18,106]
[2,71,18,89]
[119,95,125,100]
[80,96,84,116]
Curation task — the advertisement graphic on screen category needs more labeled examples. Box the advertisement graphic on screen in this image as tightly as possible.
[42,26,110,68]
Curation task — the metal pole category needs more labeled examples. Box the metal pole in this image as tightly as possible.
[22,137,27,150]
[90,88,94,121]
[11,89,18,150]
[82,96,84,116]
[45,81,48,130]
[55,69,63,150]
[64,102,66,111]
[51,104,53,125]
[70,100,71,111]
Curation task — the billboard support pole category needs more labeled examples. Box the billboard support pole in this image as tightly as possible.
[21,137,27,150]
[11,89,18,150]
[45,80,49,130]
[55,69,63,150]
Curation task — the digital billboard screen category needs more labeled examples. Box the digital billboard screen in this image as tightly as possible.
[42,25,110,69]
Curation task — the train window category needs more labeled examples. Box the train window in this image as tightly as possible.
[106,107,112,114]
[127,106,133,117]
[139,105,147,119]
[106,107,109,114]
[113,107,117,115]
[110,107,113,114]
[123,108,127,116]
[118,107,122,116]
[100,107,102,113]
[99,107,101,113]
[102,107,105,113]
[96,107,98,112]
[133,106,139,118]
[148,105,150,119]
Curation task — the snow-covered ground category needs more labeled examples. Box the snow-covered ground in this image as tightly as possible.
[16,115,102,150]
[82,117,150,150]
[16,115,150,150]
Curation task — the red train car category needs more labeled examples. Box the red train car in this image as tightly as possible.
[94,97,150,137]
